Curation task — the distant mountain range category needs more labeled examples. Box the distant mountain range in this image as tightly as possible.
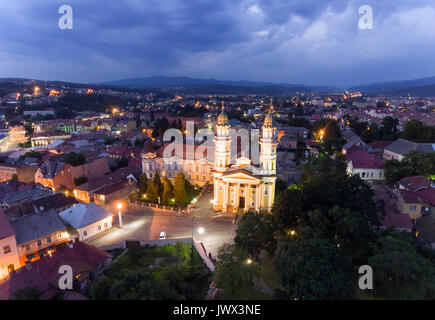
[3,75,435,96]
[349,76,435,96]
[97,76,342,93]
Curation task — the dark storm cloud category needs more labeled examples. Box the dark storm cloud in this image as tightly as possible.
[0,0,435,86]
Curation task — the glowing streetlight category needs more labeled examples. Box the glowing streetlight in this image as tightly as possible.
[246,258,253,264]
[116,203,123,228]
[290,230,296,236]
[198,227,205,234]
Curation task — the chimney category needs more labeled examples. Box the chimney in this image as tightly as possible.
[25,260,32,271]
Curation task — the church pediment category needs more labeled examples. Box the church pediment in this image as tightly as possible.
[220,169,261,182]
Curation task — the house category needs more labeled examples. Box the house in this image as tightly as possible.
[35,157,110,190]
[10,209,69,265]
[384,138,435,161]
[0,241,111,300]
[93,181,130,205]
[72,165,140,203]
[32,193,77,213]
[58,203,113,241]
[392,189,426,220]
[0,186,54,211]
[346,146,385,181]
[0,211,20,280]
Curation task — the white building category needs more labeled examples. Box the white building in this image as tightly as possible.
[59,203,113,241]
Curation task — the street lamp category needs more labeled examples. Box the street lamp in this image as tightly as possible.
[116,203,123,229]
[198,227,204,234]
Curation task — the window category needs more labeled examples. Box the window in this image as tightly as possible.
[83,231,88,237]
[3,245,11,254]
[46,236,51,243]
[104,222,108,228]
[7,264,14,273]
[98,225,102,231]
[58,233,62,239]
[25,244,31,251]
[37,240,42,246]
[410,205,417,211]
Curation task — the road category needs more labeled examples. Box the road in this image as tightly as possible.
[86,191,237,257]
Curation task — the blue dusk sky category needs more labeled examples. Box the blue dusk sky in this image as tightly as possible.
[1,0,435,87]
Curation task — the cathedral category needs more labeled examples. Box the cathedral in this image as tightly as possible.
[212,104,277,213]
[141,103,278,214]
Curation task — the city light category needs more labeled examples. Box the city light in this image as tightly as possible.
[116,203,123,210]
[198,227,204,234]
[246,258,253,264]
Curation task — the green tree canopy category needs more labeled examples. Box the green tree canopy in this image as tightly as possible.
[274,228,355,300]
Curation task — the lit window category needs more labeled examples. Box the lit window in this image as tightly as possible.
[3,245,11,254]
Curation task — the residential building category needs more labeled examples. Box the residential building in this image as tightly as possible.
[0,211,20,280]
[10,209,68,265]
[59,203,113,241]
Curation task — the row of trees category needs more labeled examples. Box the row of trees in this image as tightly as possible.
[137,171,197,207]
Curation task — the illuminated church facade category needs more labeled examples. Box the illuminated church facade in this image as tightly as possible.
[211,106,277,213]
[141,104,278,213]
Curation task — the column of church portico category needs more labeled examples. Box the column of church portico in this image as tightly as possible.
[269,183,275,209]
[255,184,261,211]
[244,184,249,211]
[223,182,228,211]
[235,183,240,211]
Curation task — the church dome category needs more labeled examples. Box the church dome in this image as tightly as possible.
[217,109,229,126]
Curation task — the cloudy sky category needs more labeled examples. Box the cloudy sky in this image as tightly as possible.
[1,0,435,87]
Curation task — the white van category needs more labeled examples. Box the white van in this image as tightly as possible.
[159,232,166,240]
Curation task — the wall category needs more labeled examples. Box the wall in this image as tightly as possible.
[0,235,20,279]
[78,216,113,241]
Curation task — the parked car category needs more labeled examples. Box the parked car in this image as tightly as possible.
[159,232,166,240]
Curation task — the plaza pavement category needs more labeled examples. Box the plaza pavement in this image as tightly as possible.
[86,191,237,258]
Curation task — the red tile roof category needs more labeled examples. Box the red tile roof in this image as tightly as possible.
[415,187,435,206]
[381,207,413,230]
[346,148,384,169]
[0,241,111,300]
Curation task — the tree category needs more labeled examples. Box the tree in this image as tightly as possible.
[214,244,258,299]
[74,176,88,186]
[272,187,308,229]
[88,276,113,300]
[146,179,159,203]
[64,152,86,167]
[162,177,174,205]
[402,120,435,143]
[274,228,355,300]
[234,211,277,260]
[173,172,188,206]
[274,178,287,198]
[368,231,435,299]
[307,206,376,265]
[153,171,163,199]
[138,173,148,194]
[10,287,42,300]
[311,119,341,141]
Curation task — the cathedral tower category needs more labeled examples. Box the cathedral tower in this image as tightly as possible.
[214,101,231,172]
[259,100,278,175]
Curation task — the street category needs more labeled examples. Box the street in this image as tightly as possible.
[86,191,237,257]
